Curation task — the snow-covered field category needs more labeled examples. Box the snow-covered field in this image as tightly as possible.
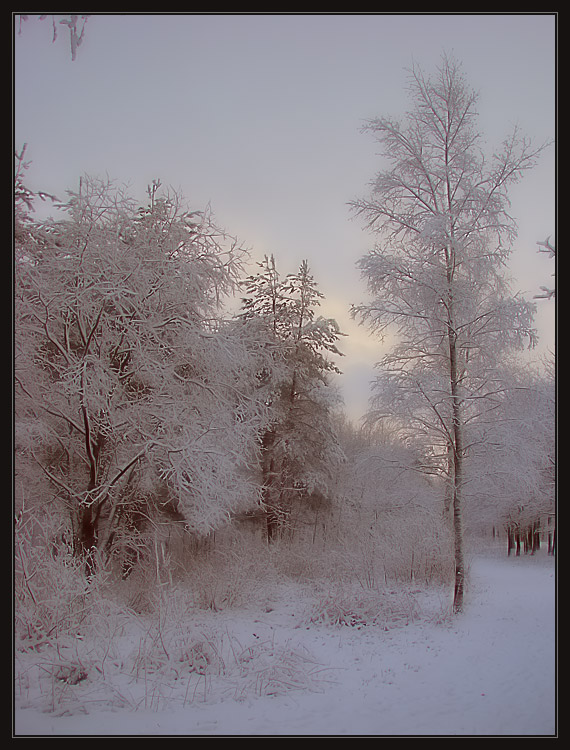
[14,548,556,736]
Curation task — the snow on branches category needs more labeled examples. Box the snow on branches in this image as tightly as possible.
[239,255,345,539]
[351,53,547,612]
[534,236,556,300]
[14,177,274,570]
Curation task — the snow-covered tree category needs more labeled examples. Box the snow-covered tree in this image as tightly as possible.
[351,54,546,612]
[15,176,272,574]
[239,256,345,540]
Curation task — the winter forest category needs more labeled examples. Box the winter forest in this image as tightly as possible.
[14,16,556,736]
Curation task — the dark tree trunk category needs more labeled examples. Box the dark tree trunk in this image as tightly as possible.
[76,503,99,576]
[261,428,280,544]
[547,516,555,555]
[266,506,280,543]
[448,323,465,614]
[531,522,537,553]
[550,527,556,556]
[507,525,515,556]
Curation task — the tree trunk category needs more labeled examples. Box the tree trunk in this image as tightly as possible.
[547,516,555,555]
[549,527,556,556]
[261,428,281,543]
[76,503,98,576]
[532,520,541,554]
[447,307,466,614]
[507,525,515,556]
[451,453,465,613]
[266,503,280,543]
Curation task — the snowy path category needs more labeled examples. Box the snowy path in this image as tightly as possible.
[14,553,556,736]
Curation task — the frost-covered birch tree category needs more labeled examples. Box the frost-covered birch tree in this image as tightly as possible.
[239,255,345,540]
[351,54,545,612]
[15,176,271,574]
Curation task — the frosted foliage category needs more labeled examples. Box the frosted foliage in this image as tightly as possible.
[464,363,555,528]
[14,177,272,551]
[239,255,345,525]
[352,55,544,479]
[350,54,549,612]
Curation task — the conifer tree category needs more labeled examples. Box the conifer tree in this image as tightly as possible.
[240,256,344,540]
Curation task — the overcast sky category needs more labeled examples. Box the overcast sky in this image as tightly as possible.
[14,13,556,419]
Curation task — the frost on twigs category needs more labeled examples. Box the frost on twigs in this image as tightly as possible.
[350,52,546,613]
[534,236,555,300]
[14,176,271,576]
[17,15,90,61]
[238,255,345,541]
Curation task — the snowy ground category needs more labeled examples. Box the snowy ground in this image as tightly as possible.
[14,548,556,736]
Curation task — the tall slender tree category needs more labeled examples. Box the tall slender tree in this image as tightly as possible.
[351,54,545,612]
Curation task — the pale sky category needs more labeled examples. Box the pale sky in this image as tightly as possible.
[14,13,556,419]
